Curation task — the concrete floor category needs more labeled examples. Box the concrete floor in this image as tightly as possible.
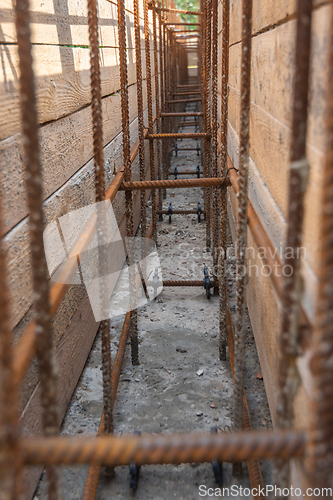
[35,113,272,500]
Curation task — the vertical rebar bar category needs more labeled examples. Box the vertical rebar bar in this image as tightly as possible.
[117,0,139,365]
[88,0,114,445]
[203,0,211,249]
[306,5,333,491]
[211,0,219,289]
[218,0,230,363]
[134,0,146,238]
[233,0,253,476]
[144,0,157,245]
[153,7,163,222]
[275,0,312,493]
[15,0,59,496]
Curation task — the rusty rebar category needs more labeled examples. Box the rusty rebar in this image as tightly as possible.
[148,132,209,139]
[218,0,230,364]
[161,112,203,117]
[88,0,114,443]
[144,0,157,245]
[211,0,219,286]
[21,430,306,466]
[233,0,253,478]
[15,0,60,495]
[119,177,231,190]
[275,0,312,494]
[152,7,163,222]
[203,0,211,250]
[134,0,146,238]
[118,0,139,367]
[168,98,202,103]
[82,311,131,500]
[151,280,216,287]
[306,5,333,491]
[153,6,200,15]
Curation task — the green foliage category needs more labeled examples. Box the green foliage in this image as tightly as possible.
[174,0,199,27]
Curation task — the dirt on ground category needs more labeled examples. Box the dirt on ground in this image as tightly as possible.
[35,113,272,500]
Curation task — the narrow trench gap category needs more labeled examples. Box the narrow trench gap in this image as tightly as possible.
[35,104,272,500]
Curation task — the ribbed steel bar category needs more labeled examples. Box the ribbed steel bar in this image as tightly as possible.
[161,112,203,117]
[158,9,165,215]
[157,280,215,287]
[134,0,146,238]
[88,0,114,446]
[225,301,265,498]
[165,22,200,25]
[211,0,219,287]
[21,430,306,466]
[152,7,163,223]
[148,132,209,139]
[144,0,157,245]
[157,209,205,214]
[167,171,203,175]
[15,0,60,496]
[118,0,139,367]
[82,311,130,500]
[173,91,201,95]
[233,0,253,478]
[168,98,201,103]
[275,0,312,495]
[306,5,333,493]
[203,0,211,249]
[218,0,230,363]
[153,6,200,15]
[0,194,22,498]
[119,177,231,190]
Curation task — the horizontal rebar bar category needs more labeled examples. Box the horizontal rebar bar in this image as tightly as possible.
[158,279,211,286]
[165,22,200,25]
[167,171,203,175]
[157,210,205,215]
[173,92,201,96]
[173,148,201,151]
[168,98,201,104]
[119,177,230,190]
[152,6,200,15]
[148,132,208,139]
[20,430,306,466]
[161,112,202,117]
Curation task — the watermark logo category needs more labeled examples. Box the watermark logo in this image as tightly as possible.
[43,200,163,321]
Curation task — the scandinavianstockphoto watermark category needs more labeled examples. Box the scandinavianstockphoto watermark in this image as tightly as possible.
[166,242,307,280]
[198,484,333,497]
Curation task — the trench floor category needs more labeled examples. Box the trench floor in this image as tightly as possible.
[35,114,272,500]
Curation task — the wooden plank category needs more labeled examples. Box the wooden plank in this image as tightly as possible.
[0,0,143,47]
[228,121,322,299]
[229,0,327,46]
[0,45,143,140]
[0,81,150,234]
[20,169,149,500]
[3,111,148,331]
[228,4,330,155]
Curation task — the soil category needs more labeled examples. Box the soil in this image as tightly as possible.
[35,110,272,500]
